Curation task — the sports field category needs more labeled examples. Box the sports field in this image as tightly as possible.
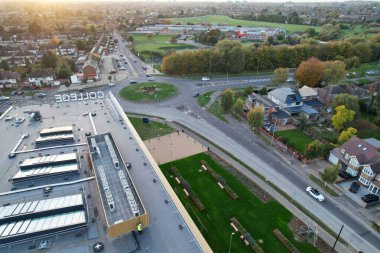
[167,15,319,33]
[160,153,320,253]
[131,34,196,60]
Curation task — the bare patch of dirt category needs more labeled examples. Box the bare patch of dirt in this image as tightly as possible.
[208,152,273,203]
[288,216,337,253]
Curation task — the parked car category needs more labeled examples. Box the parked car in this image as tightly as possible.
[43,186,53,193]
[306,186,325,202]
[129,80,138,84]
[16,90,24,95]
[142,66,147,70]
[365,70,377,75]
[146,74,152,77]
[35,92,47,97]
[110,69,117,74]
[4,115,13,121]
[193,92,200,98]
[8,153,16,159]
[361,194,379,203]
[349,181,360,193]
[0,96,10,101]
[11,91,17,96]
[85,132,92,136]
[201,77,209,81]
[338,170,354,179]
[148,77,155,81]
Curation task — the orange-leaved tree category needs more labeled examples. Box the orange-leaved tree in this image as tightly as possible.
[295,57,324,87]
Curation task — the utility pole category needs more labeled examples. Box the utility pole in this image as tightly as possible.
[331,225,344,252]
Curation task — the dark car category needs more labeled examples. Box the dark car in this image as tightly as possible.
[338,170,353,179]
[146,74,152,77]
[85,132,92,136]
[349,182,360,193]
[8,153,16,159]
[193,92,200,98]
[361,194,379,203]
[43,186,53,193]
[129,80,138,84]
[142,66,147,70]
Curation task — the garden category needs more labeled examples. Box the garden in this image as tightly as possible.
[160,153,320,253]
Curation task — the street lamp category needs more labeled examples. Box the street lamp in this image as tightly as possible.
[228,232,235,253]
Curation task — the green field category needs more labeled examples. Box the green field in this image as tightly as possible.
[167,15,319,33]
[160,153,320,253]
[208,100,227,122]
[276,129,314,154]
[338,25,376,39]
[131,34,196,61]
[128,116,174,140]
[119,82,177,102]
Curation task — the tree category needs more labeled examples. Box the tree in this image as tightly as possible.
[295,57,324,87]
[56,63,72,79]
[298,117,308,130]
[220,89,233,112]
[376,94,380,117]
[0,60,10,71]
[146,33,153,39]
[108,75,112,82]
[338,127,357,143]
[322,60,346,85]
[272,67,289,85]
[41,51,59,69]
[332,94,360,115]
[127,36,134,43]
[233,98,244,115]
[75,39,89,51]
[319,24,340,41]
[49,37,61,48]
[332,105,356,132]
[247,106,264,130]
[170,37,177,44]
[244,86,254,96]
[321,165,339,185]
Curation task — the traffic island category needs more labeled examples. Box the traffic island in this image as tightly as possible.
[119,82,177,102]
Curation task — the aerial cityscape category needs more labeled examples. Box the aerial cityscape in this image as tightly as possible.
[0,1,379,253]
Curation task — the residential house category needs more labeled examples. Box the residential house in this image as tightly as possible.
[298,85,325,112]
[329,136,380,178]
[27,69,54,86]
[246,92,291,126]
[359,161,380,194]
[82,58,99,80]
[268,87,318,120]
[0,71,20,88]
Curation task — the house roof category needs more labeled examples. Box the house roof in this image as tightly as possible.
[364,138,380,150]
[301,104,318,115]
[299,85,317,97]
[0,71,20,80]
[272,110,290,119]
[303,99,324,108]
[83,58,98,69]
[268,87,302,104]
[248,92,278,108]
[369,161,380,174]
[29,69,54,78]
[332,136,380,165]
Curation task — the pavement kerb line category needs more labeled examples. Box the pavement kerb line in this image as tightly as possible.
[110,93,213,253]
[0,105,14,120]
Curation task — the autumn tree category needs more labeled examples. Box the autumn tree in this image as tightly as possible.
[321,165,339,185]
[272,67,289,85]
[220,89,234,112]
[247,106,264,130]
[233,98,244,115]
[41,51,59,69]
[322,60,346,85]
[214,40,245,73]
[338,127,357,143]
[127,36,134,43]
[332,105,355,132]
[332,94,360,115]
[295,57,324,87]
[146,33,153,39]
[49,37,61,48]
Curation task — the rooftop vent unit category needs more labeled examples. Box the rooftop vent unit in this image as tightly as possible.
[358,144,362,148]
[363,147,367,151]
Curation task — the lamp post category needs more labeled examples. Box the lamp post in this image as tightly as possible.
[228,232,235,253]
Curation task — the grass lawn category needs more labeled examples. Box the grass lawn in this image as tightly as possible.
[160,153,320,253]
[167,15,319,33]
[128,116,174,140]
[197,91,215,107]
[119,82,177,102]
[208,100,227,122]
[338,26,375,39]
[276,129,314,154]
[131,34,196,60]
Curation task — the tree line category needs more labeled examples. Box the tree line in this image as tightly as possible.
[161,35,380,75]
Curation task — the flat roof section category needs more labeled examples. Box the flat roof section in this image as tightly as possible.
[0,194,84,223]
[20,153,77,170]
[0,210,86,244]
[90,134,145,224]
[39,126,73,137]
[12,163,79,183]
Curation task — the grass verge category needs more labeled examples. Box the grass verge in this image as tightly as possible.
[119,82,177,102]
[208,100,227,122]
[160,153,320,253]
[128,116,175,140]
[197,91,215,107]
[372,222,380,234]
[309,175,339,197]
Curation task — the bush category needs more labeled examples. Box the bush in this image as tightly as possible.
[280,136,289,145]
[320,130,338,143]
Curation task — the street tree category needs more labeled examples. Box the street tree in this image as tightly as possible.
[322,60,346,85]
[338,127,357,143]
[295,57,324,87]
[272,67,289,85]
[244,86,254,96]
[233,98,244,115]
[220,88,234,112]
[332,105,356,132]
[108,75,112,82]
[56,63,72,79]
[0,60,10,71]
[41,51,59,69]
[247,106,264,130]
[127,36,134,43]
[332,94,360,115]
[321,165,339,185]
